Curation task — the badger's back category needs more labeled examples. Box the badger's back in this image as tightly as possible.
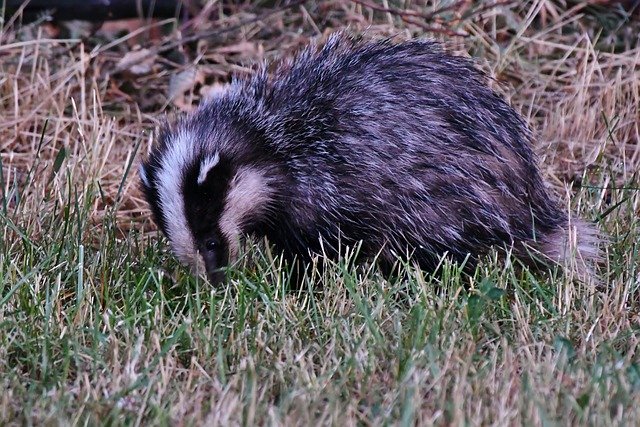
[224,35,595,273]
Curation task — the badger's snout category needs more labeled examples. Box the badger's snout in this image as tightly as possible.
[199,238,228,285]
[205,268,226,286]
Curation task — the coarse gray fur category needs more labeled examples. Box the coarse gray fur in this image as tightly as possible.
[140,32,601,284]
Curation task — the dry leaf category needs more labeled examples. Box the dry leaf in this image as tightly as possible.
[115,48,157,75]
[169,67,205,111]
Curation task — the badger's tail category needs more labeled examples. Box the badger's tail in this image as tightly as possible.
[533,217,604,281]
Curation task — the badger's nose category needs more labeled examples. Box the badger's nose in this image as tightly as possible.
[202,252,225,286]
[206,269,225,286]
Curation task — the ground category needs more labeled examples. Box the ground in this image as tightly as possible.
[1,0,639,425]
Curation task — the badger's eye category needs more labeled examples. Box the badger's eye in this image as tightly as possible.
[205,240,218,252]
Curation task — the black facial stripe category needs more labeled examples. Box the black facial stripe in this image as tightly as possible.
[182,154,235,245]
[201,236,228,268]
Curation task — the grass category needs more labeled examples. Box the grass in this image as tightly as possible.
[1,0,639,424]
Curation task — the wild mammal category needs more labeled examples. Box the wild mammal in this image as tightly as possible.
[140,33,600,285]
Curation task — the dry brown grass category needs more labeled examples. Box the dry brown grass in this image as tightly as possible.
[1,0,639,425]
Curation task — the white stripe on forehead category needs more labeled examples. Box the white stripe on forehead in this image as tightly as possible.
[156,129,199,266]
[197,152,220,184]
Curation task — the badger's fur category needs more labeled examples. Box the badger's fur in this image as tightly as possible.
[140,33,600,284]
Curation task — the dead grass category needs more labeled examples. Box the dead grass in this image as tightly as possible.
[1,0,639,425]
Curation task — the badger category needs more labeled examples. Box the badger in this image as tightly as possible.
[139,33,600,285]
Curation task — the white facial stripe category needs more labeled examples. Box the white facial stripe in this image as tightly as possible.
[156,130,199,266]
[219,166,273,258]
[197,152,220,185]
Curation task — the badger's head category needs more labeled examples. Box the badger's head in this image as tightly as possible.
[139,105,278,285]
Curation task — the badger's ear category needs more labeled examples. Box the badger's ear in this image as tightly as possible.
[197,152,220,185]
[139,163,151,189]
